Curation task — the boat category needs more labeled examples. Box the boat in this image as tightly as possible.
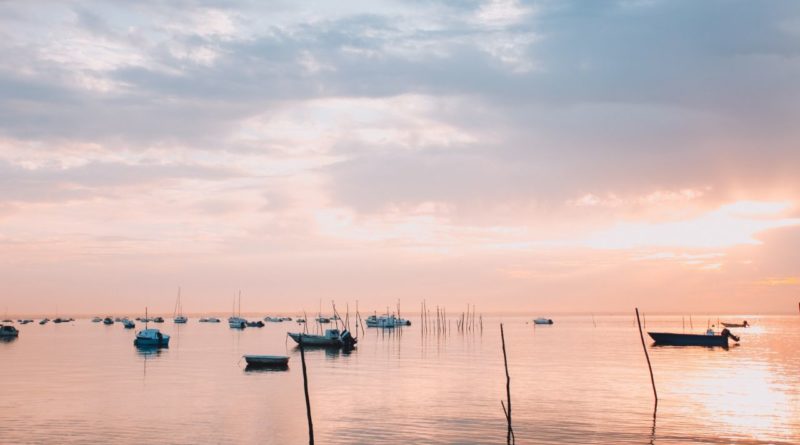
[114,317,122,322]
[39,318,49,325]
[296,318,306,323]
[18,319,33,325]
[287,329,357,349]
[533,318,554,325]
[134,308,170,348]
[315,316,331,324]
[246,320,265,328]
[134,329,170,347]
[648,329,739,347]
[721,321,749,328]
[264,316,282,322]
[229,290,246,328]
[92,317,102,323]
[207,317,220,323]
[173,287,188,323]
[243,355,289,368]
[53,318,68,323]
[366,314,411,328]
[153,317,164,323]
[103,317,114,325]
[0,325,19,338]
[122,319,135,329]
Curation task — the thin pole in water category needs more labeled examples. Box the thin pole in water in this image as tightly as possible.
[299,337,314,445]
[635,308,658,406]
[500,323,514,444]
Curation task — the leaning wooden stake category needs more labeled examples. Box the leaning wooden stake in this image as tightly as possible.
[500,323,514,444]
[635,308,658,406]
[299,337,314,445]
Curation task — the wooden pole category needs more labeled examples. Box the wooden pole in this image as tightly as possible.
[500,323,514,444]
[299,337,314,445]
[635,308,658,405]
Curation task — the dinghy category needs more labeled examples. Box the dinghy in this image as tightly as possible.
[533,318,554,325]
[721,321,749,328]
[243,355,289,368]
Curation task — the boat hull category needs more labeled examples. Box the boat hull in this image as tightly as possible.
[648,332,729,347]
[134,337,170,348]
[243,355,289,368]
[721,323,747,328]
[288,333,342,347]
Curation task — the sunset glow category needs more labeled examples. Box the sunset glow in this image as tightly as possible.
[1,1,799,315]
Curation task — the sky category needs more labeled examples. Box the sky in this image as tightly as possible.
[1,0,799,316]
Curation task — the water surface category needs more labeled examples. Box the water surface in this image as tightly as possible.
[1,315,798,444]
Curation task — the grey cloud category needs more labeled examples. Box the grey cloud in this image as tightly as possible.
[0,159,241,203]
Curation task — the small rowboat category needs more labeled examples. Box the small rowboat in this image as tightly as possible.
[243,355,289,368]
[648,329,739,347]
[721,321,749,328]
[533,318,554,325]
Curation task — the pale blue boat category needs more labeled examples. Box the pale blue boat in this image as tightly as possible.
[134,328,170,348]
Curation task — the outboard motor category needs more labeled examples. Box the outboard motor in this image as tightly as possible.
[720,328,740,342]
[341,329,357,349]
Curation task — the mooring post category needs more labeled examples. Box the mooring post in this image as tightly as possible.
[635,308,658,406]
[500,323,514,444]
[299,337,314,445]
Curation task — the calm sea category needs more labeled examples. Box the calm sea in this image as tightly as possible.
[1,315,798,444]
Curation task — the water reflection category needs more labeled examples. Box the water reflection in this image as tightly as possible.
[135,345,166,357]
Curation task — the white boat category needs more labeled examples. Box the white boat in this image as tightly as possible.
[366,314,411,328]
[533,318,554,325]
[92,317,102,323]
[264,316,282,322]
[0,325,19,338]
[134,328,170,347]
[173,287,188,323]
[206,317,220,323]
[122,319,135,329]
[243,355,289,368]
[229,290,246,328]
[287,329,356,348]
[315,316,331,324]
